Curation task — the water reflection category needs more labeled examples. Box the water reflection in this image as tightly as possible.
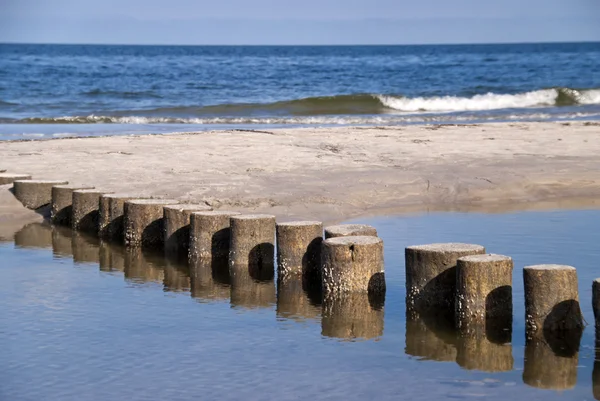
[14,222,53,249]
[189,257,230,301]
[124,248,165,284]
[321,292,384,341]
[405,311,458,362]
[163,260,191,292]
[456,329,513,372]
[523,330,582,390]
[276,275,321,322]
[99,241,126,273]
[593,327,600,400]
[52,225,73,258]
[72,231,100,264]
[230,267,276,310]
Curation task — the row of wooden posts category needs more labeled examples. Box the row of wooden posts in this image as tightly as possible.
[5,175,592,335]
[3,173,600,390]
[7,177,385,300]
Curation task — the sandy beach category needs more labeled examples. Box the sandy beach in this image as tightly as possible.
[1,121,600,231]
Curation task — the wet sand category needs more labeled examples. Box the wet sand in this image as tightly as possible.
[1,122,599,230]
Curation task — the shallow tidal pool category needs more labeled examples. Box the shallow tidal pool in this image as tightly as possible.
[2,209,600,401]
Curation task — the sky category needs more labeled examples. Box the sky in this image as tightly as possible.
[1,0,599,45]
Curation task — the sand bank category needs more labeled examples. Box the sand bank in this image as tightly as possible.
[1,122,599,233]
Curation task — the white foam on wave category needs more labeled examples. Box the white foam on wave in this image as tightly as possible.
[580,89,600,105]
[30,111,600,126]
[377,89,562,112]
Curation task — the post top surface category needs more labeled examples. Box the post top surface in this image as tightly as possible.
[73,189,111,195]
[325,224,376,233]
[191,210,241,217]
[15,180,68,184]
[278,221,322,227]
[458,253,512,263]
[53,184,95,190]
[164,204,212,212]
[101,193,140,199]
[126,199,180,206]
[407,243,485,253]
[231,214,276,220]
[325,235,382,246]
[524,264,576,271]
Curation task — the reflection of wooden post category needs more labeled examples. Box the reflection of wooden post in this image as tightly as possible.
[593,323,600,400]
[230,272,276,310]
[124,199,179,249]
[322,236,385,296]
[72,189,112,234]
[324,224,377,239]
[405,243,485,315]
[456,330,513,372]
[72,231,100,264]
[276,275,321,322]
[190,257,231,301]
[456,254,513,332]
[99,241,126,273]
[523,332,580,390]
[52,184,94,226]
[405,311,457,362]
[52,225,73,258]
[14,179,68,209]
[14,222,53,249]
[321,292,384,341]
[163,260,191,292]
[163,204,212,260]
[276,221,323,283]
[124,248,165,284]
[523,265,583,336]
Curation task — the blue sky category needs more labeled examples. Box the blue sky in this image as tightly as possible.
[1,0,599,45]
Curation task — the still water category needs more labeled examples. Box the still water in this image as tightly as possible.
[2,210,600,400]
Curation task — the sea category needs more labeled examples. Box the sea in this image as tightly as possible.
[0,42,599,140]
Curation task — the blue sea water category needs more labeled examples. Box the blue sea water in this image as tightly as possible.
[2,210,600,400]
[0,42,599,139]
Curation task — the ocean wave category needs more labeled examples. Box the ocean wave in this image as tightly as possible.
[377,88,600,112]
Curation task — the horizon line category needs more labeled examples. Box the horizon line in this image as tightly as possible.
[2,40,600,47]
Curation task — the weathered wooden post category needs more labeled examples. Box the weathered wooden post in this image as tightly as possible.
[123,199,179,249]
[321,236,385,296]
[405,243,485,316]
[523,264,583,335]
[14,179,69,209]
[0,173,31,185]
[163,204,212,260]
[276,221,323,283]
[51,184,95,226]
[72,189,112,234]
[99,193,139,242]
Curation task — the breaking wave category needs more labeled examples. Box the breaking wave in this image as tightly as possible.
[377,88,600,112]
[2,88,600,124]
